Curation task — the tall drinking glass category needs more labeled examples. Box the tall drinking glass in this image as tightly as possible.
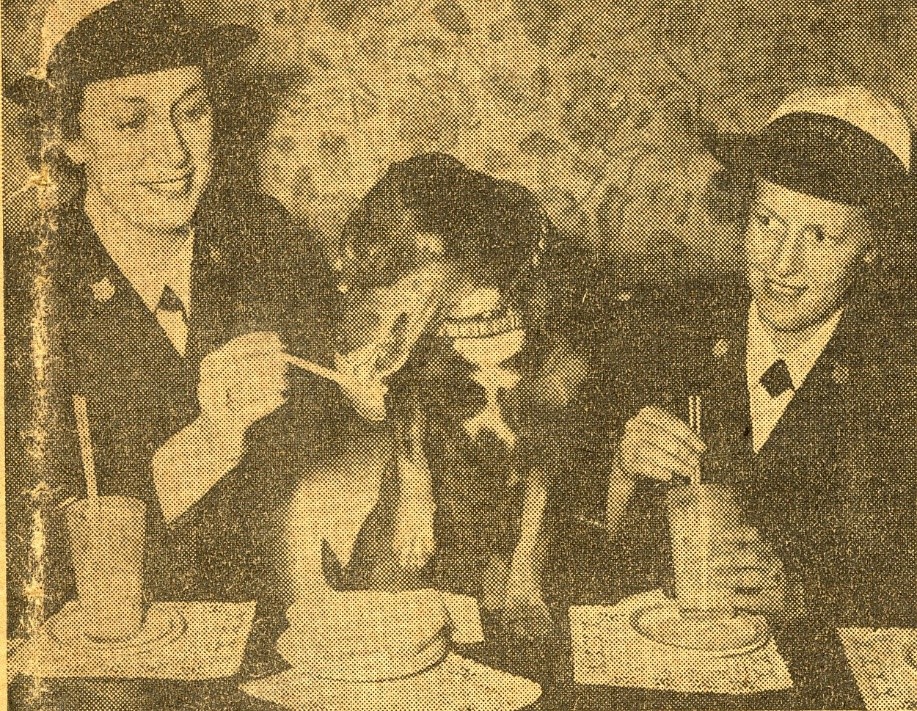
[65,495,147,640]
[666,483,742,618]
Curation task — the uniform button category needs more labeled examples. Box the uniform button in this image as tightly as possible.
[89,276,116,303]
[712,339,730,358]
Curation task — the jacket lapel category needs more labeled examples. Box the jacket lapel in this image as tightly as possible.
[681,289,754,487]
[753,308,865,490]
[61,208,190,391]
[186,222,242,364]
[57,195,248,427]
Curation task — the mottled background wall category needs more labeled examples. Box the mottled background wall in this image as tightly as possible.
[4,0,917,280]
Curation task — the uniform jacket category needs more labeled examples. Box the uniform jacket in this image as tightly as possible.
[4,172,341,628]
[552,276,917,627]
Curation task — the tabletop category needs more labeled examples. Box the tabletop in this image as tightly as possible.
[7,601,867,711]
[4,431,872,710]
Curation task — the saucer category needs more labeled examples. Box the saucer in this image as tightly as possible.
[884,642,917,698]
[630,603,770,657]
[47,605,187,652]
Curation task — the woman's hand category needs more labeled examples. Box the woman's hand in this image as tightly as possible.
[618,406,707,482]
[607,406,707,535]
[196,331,289,438]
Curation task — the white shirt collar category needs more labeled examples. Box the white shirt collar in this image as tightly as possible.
[84,188,194,313]
[746,301,844,390]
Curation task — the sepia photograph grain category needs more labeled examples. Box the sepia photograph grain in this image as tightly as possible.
[3,0,917,708]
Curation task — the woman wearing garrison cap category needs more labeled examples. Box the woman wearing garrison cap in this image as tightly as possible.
[4,0,339,625]
[560,86,917,627]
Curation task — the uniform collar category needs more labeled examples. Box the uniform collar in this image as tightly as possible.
[746,301,844,390]
[83,187,194,313]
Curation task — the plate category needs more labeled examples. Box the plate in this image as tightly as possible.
[630,603,770,657]
[47,605,187,652]
[276,626,449,682]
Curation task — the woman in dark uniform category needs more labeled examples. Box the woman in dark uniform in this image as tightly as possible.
[4,0,339,630]
[325,153,595,637]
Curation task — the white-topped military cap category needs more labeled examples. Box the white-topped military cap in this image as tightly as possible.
[704,83,913,214]
[769,85,911,171]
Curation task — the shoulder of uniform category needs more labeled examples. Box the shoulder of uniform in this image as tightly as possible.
[239,190,293,226]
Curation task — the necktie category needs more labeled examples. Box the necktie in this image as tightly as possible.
[760,358,794,398]
[157,285,186,316]
[156,285,188,355]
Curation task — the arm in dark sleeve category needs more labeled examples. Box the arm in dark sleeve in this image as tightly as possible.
[833,357,917,627]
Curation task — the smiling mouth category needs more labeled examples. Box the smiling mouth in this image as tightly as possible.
[763,279,806,299]
[141,172,193,196]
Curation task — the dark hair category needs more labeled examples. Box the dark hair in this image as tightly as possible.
[337,153,557,318]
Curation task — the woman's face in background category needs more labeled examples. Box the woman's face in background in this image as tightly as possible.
[745,179,875,332]
[64,65,214,233]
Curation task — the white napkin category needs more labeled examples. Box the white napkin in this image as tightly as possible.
[241,652,541,711]
[570,589,793,694]
[8,601,255,680]
[839,627,917,709]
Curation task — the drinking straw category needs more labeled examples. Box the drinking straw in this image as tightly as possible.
[72,395,98,501]
[281,352,349,386]
[688,395,702,486]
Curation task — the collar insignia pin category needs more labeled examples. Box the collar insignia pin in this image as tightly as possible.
[209,246,222,263]
[832,365,849,385]
[616,291,632,302]
[89,276,115,303]
[713,339,729,358]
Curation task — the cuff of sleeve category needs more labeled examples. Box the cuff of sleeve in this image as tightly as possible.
[152,415,246,524]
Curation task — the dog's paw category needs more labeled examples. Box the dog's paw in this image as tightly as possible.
[503,592,552,641]
[502,562,552,640]
[392,495,436,571]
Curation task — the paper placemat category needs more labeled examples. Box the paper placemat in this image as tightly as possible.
[570,589,793,694]
[241,652,541,711]
[9,600,256,680]
[839,627,917,710]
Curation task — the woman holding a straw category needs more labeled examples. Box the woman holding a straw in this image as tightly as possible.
[571,85,917,627]
[3,0,339,625]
